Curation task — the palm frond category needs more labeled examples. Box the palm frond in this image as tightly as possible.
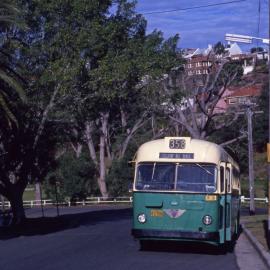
[0,70,26,102]
[0,92,18,127]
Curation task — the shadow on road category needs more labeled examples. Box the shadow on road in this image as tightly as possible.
[241,206,267,217]
[139,226,243,255]
[139,240,234,255]
[0,207,132,240]
[263,220,270,250]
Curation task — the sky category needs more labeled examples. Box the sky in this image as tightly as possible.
[135,0,269,52]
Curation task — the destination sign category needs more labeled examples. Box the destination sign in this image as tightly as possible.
[159,153,194,159]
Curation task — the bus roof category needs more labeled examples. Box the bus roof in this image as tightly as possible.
[136,137,237,166]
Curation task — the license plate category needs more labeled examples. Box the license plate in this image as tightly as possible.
[151,209,164,217]
[205,195,217,201]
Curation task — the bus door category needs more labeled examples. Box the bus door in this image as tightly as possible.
[225,163,232,241]
[219,162,232,243]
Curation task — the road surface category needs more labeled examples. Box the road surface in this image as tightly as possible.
[0,206,247,270]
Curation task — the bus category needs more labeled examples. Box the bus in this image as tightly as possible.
[131,137,241,248]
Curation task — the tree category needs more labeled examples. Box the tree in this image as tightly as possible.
[0,106,58,223]
[214,41,225,55]
[55,1,182,198]
[80,15,181,197]
[0,0,182,218]
[250,47,264,53]
[164,59,243,139]
[254,82,269,151]
[0,0,26,125]
[44,151,97,202]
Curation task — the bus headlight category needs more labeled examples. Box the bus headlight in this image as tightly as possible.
[203,215,212,225]
[138,213,147,223]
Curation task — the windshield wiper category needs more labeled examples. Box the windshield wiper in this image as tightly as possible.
[195,163,213,175]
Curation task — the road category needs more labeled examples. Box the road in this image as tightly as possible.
[0,206,241,270]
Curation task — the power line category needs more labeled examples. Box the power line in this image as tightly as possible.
[141,0,246,15]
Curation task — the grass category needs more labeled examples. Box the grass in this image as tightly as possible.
[23,185,48,201]
[23,188,35,201]
[241,152,268,198]
[241,214,269,251]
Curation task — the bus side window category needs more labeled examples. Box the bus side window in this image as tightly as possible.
[226,168,231,193]
[220,166,224,193]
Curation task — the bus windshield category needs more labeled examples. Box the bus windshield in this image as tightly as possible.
[135,163,217,193]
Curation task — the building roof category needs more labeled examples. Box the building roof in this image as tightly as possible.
[228,84,262,98]
[225,42,242,56]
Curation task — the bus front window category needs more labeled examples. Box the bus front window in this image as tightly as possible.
[176,164,217,193]
[135,163,175,191]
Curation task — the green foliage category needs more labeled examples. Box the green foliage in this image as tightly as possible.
[0,0,26,126]
[106,141,137,197]
[0,0,183,205]
[44,152,97,201]
[106,158,133,197]
[220,61,243,86]
[0,105,58,184]
[250,47,264,53]
[214,41,225,55]
[254,82,268,151]
[209,115,248,174]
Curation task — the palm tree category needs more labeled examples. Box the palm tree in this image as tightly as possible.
[0,0,26,125]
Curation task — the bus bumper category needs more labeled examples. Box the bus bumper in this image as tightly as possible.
[132,229,219,241]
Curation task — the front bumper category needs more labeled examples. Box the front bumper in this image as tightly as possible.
[132,229,219,241]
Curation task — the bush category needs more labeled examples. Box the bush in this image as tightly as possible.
[44,151,98,201]
[106,157,133,197]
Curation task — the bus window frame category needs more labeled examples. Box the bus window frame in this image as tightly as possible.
[220,165,225,193]
[226,164,232,194]
[134,161,218,193]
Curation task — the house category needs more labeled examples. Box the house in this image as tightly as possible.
[225,84,263,106]
[225,42,242,56]
[213,88,235,114]
[184,54,214,76]
[212,84,263,114]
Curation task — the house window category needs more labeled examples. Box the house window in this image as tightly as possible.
[228,98,237,104]
[239,97,247,104]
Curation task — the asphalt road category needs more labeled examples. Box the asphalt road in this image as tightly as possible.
[0,206,240,270]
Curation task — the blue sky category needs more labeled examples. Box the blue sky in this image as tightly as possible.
[135,0,269,51]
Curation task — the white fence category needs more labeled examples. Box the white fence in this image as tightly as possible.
[0,197,133,208]
[240,196,268,203]
[0,196,268,209]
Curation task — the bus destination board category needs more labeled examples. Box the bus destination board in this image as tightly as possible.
[159,153,194,159]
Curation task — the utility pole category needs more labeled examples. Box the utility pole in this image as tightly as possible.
[247,107,255,215]
[238,107,262,215]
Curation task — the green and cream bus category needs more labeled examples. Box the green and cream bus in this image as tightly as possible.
[131,137,241,247]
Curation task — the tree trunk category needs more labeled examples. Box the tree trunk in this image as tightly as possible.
[8,190,25,225]
[98,113,109,199]
[98,134,108,198]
